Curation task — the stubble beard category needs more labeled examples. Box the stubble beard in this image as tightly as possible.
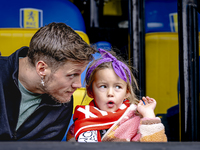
[49,93,72,104]
[41,74,72,104]
[43,85,72,104]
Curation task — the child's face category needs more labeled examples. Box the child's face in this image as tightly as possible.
[91,68,130,112]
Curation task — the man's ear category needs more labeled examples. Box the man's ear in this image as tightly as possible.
[86,85,94,98]
[36,61,50,77]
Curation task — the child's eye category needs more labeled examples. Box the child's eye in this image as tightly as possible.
[116,85,121,89]
[100,85,106,88]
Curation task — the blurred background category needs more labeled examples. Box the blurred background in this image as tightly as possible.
[0,0,200,141]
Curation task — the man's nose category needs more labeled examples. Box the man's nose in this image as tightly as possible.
[72,76,82,89]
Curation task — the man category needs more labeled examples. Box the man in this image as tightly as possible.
[0,22,96,140]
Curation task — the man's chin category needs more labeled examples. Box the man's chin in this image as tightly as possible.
[49,95,72,104]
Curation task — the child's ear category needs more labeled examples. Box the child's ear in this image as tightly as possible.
[86,85,94,98]
[125,90,130,99]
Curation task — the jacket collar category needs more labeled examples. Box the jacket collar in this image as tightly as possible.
[11,46,29,86]
[10,46,64,107]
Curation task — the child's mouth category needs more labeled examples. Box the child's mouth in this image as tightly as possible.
[107,101,114,108]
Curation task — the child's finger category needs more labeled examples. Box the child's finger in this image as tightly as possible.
[142,96,147,101]
[149,98,156,103]
[141,97,146,103]
[146,96,152,101]
[146,97,155,103]
[138,100,143,106]
[142,97,148,105]
[148,98,153,102]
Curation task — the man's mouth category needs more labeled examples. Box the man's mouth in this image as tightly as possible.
[67,90,75,94]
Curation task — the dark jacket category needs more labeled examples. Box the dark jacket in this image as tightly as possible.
[0,47,73,141]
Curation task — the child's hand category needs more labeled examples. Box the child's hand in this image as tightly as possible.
[137,96,156,118]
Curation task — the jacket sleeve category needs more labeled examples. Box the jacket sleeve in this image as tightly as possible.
[139,117,168,142]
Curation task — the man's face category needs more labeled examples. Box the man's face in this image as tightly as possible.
[43,61,88,103]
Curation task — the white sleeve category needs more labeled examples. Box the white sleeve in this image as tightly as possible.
[77,130,98,142]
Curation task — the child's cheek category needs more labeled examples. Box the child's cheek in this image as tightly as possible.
[98,88,106,92]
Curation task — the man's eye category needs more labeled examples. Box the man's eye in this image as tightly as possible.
[68,73,79,78]
[68,74,75,78]
[70,74,75,77]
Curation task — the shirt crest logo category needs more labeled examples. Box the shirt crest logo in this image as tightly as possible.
[20,8,43,28]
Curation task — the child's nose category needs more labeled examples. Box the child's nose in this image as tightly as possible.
[107,88,114,97]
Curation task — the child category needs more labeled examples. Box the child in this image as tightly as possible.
[67,48,167,142]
